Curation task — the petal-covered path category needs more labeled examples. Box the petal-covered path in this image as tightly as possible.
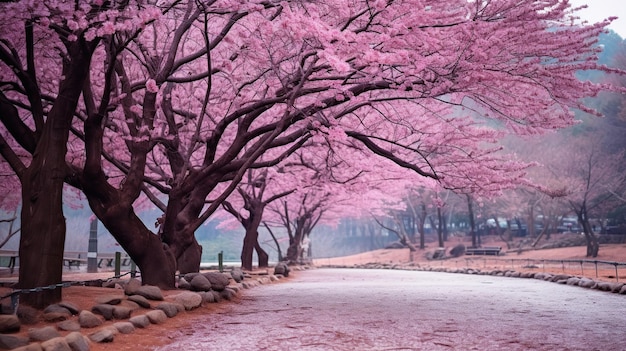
[157,268,625,351]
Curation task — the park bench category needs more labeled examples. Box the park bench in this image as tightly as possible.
[0,250,18,274]
[63,252,88,269]
[97,253,131,268]
[465,246,502,256]
[433,247,446,259]
[0,251,131,271]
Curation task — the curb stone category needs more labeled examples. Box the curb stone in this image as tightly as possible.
[1,268,295,350]
[319,262,625,296]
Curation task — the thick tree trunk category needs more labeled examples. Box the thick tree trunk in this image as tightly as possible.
[94,202,177,288]
[240,204,265,270]
[419,204,426,249]
[83,159,177,289]
[432,209,444,248]
[177,241,202,274]
[17,39,95,308]
[577,210,599,258]
[241,229,257,271]
[467,195,477,248]
[18,164,66,308]
[255,240,269,268]
[285,229,303,263]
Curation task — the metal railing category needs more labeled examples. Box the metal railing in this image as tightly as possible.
[453,257,626,282]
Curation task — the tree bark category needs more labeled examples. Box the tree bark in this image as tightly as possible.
[240,229,257,271]
[17,37,95,308]
[285,229,303,263]
[86,192,177,288]
[419,203,426,249]
[177,241,202,274]
[576,209,599,257]
[18,161,67,308]
[264,222,283,262]
[467,195,477,248]
[225,199,266,271]
[255,240,269,268]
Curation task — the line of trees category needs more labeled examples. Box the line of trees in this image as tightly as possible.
[0,0,623,308]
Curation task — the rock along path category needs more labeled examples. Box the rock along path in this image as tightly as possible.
[156,268,626,351]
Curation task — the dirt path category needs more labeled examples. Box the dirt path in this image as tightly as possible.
[155,268,626,351]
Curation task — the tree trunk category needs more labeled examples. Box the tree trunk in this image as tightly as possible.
[441,210,448,242]
[18,163,66,308]
[576,209,599,258]
[528,205,536,238]
[419,203,426,249]
[406,215,416,243]
[398,235,418,252]
[467,195,477,248]
[91,200,177,288]
[17,39,95,308]
[285,230,302,263]
[255,240,269,268]
[264,222,283,262]
[240,229,257,271]
[285,218,309,263]
[436,208,444,247]
[239,204,265,270]
[177,241,202,274]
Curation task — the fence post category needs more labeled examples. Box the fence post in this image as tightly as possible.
[115,252,121,277]
[580,261,584,276]
[218,251,223,273]
[87,219,98,273]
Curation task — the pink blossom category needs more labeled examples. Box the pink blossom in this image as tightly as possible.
[129,105,141,115]
[84,29,97,41]
[67,19,79,31]
[146,79,159,93]
[97,21,116,36]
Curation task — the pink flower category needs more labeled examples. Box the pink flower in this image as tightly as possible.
[146,79,159,93]
[67,20,79,31]
[84,29,97,41]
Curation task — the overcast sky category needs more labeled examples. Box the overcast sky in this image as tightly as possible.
[570,0,626,38]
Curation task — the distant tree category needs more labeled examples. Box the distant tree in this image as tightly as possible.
[526,132,626,256]
[0,209,19,249]
[222,169,294,270]
[563,146,625,257]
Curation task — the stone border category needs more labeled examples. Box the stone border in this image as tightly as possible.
[319,263,626,294]
[0,263,304,351]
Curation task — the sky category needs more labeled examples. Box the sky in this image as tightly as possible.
[570,0,626,38]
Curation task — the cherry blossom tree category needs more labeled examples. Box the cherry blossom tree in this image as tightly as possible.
[1,0,622,294]
[0,1,159,307]
[79,0,625,280]
[221,168,295,270]
[559,145,624,256]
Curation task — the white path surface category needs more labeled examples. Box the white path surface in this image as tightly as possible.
[157,268,626,351]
